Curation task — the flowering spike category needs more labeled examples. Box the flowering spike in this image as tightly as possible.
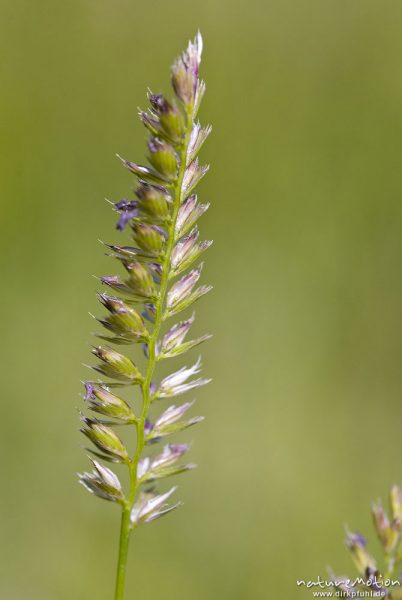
[78,33,212,599]
[327,487,402,597]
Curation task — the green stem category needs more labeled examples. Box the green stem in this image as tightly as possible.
[113,106,193,600]
[114,507,131,600]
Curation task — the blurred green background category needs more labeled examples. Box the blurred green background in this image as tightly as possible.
[1,1,402,598]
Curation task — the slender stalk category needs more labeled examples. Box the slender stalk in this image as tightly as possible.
[113,106,193,600]
[114,508,131,600]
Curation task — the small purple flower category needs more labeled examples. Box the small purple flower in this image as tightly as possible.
[346,531,367,549]
[144,419,154,437]
[148,93,169,113]
[114,199,139,231]
[84,382,95,401]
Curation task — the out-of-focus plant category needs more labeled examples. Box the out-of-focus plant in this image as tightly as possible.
[329,486,402,598]
[78,32,212,600]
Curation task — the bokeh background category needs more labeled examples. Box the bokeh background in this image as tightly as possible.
[1,1,402,598]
